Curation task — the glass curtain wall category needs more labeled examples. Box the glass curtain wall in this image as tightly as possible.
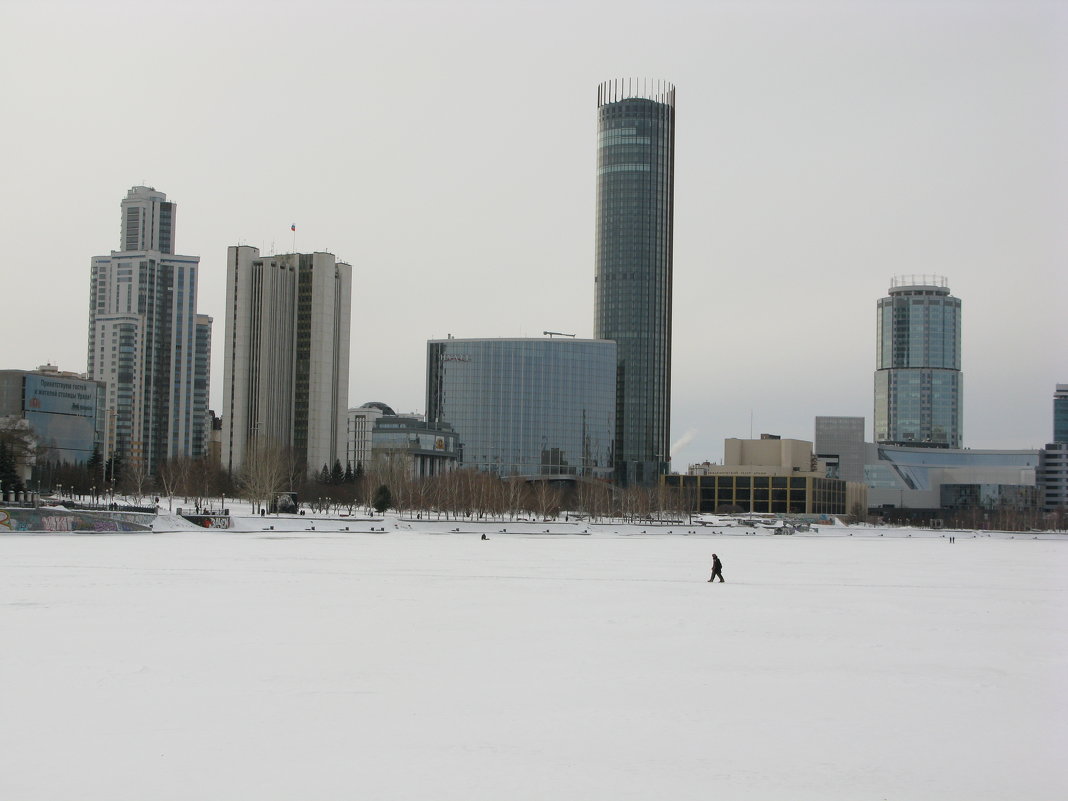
[426,338,616,479]
[874,277,962,448]
[595,79,675,486]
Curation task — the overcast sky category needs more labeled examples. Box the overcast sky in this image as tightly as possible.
[3,0,1065,465]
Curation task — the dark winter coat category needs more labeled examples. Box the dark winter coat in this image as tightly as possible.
[712,555,723,573]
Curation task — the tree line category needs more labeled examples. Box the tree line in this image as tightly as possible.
[235,443,700,522]
[6,430,1064,530]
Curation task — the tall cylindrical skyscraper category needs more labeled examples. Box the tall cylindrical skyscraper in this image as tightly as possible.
[874,275,962,448]
[594,79,675,486]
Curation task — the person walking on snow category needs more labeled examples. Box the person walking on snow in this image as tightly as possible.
[708,553,724,583]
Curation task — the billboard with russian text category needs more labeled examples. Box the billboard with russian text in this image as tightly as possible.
[23,375,97,418]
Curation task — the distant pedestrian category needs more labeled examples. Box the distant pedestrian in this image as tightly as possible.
[708,553,725,583]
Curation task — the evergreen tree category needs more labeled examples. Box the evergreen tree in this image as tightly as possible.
[344,461,354,484]
[0,440,24,494]
[372,484,392,513]
[318,464,331,484]
[330,459,344,486]
[86,448,103,480]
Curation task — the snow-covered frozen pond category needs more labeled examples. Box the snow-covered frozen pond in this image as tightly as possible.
[2,524,1065,800]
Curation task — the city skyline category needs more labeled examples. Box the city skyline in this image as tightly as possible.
[3,0,1064,466]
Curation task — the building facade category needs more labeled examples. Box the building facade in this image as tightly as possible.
[1054,384,1068,444]
[346,402,458,479]
[874,276,962,448]
[1039,442,1068,512]
[866,444,1038,511]
[347,403,388,470]
[1038,386,1068,512]
[670,435,861,516]
[595,79,675,486]
[221,246,351,476]
[425,337,616,479]
[372,414,459,479]
[814,416,867,483]
[664,473,850,516]
[0,366,106,481]
[813,414,1039,515]
[722,435,814,472]
[87,186,211,474]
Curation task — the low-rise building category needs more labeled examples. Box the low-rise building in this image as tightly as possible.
[347,402,459,479]
[814,414,1040,515]
[372,415,458,479]
[665,435,862,516]
[0,366,106,483]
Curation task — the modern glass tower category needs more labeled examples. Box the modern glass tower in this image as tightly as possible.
[594,79,675,486]
[874,276,962,448]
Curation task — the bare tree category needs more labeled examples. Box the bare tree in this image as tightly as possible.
[504,476,527,521]
[187,456,228,510]
[368,450,412,516]
[532,479,561,520]
[617,485,652,524]
[121,457,152,505]
[576,479,611,522]
[155,456,193,511]
[236,441,289,514]
[849,500,867,524]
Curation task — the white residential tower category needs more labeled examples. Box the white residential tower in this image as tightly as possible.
[87,186,212,475]
[221,246,351,476]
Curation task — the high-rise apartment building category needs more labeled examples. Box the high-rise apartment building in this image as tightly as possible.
[594,79,675,486]
[1054,384,1068,444]
[1039,385,1068,512]
[874,275,962,448]
[221,246,351,476]
[87,186,211,475]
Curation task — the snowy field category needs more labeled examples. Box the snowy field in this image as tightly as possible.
[2,520,1066,800]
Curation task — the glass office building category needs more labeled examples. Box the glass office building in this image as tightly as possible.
[874,276,962,448]
[595,79,675,486]
[425,338,616,479]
